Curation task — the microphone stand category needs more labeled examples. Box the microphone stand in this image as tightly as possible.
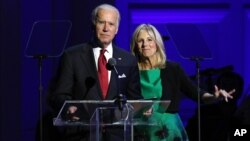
[114,66,128,141]
[112,65,126,112]
[107,58,128,141]
[33,54,47,141]
[191,56,203,141]
[107,58,127,111]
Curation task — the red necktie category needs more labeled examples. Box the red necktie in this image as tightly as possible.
[98,49,108,99]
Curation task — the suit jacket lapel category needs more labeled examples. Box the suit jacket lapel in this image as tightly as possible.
[80,45,97,75]
[80,43,103,100]
[106,46,120,99]
[106,70,118,99]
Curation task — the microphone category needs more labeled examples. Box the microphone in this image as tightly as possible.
[107,58,127,111]
[107,58,118,74]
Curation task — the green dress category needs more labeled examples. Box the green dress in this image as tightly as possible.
[137,69,189,141]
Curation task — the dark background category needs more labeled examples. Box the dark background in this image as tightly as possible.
[1,0,250,141]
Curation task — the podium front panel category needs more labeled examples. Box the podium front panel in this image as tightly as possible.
[53,100,171,141]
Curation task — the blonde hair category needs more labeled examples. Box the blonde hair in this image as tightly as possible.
[130,24,166,69]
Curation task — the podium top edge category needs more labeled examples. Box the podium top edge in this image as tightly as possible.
[64,100,170,104]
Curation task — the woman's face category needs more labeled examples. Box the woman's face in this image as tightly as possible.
[136,30,157,58]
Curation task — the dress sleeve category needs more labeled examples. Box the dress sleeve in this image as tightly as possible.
[176,63,206,101]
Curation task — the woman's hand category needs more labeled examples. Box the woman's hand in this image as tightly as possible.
[214,85,235,102]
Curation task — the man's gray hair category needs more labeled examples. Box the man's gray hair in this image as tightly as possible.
[91,4,121,27]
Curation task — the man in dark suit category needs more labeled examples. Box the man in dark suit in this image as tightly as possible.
[48,3,142,141]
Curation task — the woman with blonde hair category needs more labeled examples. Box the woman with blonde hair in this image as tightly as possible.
[130,24,235,141]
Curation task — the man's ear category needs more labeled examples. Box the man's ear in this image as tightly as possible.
[115,27,119,34]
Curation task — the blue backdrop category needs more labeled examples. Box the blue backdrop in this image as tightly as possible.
[0,0,249,141]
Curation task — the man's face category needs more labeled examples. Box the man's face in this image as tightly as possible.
[95,9,118,47]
